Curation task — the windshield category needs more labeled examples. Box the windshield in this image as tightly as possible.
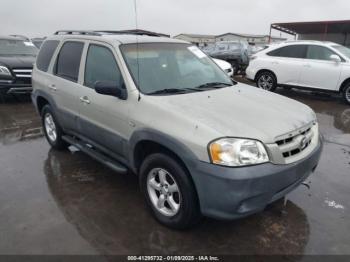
[333,45,350,59]
[120,43,232,95]
[0,39,38,56]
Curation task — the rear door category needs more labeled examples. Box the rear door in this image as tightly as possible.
[50,41,85,132]
[298,45,342,91]
[266,44,307,86]
[77,42,131,158]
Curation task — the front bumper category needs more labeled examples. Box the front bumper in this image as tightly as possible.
[0,83,32,94]
[189,136,323,220]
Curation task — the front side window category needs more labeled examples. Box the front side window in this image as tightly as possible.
[0,39,38,56]
[120,43,232,95]
[307,45,337,61]
[84,45,124,88]
[55,41,84,82]
[36,40,59,72]
[268,45,307,59]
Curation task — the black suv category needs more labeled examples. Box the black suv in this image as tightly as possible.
[0,36,38,97]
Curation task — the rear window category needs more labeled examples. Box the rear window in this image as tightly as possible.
[36,40,59,72]
[268,45,307,59]
[55,41,84,82]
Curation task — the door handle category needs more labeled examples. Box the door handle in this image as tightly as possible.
[80,96,91,104]
[48,84,57,91]
[303,64,311,68]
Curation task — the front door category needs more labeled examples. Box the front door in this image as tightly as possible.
[299,45,342,91]
[77,42,131,158]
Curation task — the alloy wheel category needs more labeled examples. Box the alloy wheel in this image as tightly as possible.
[346,86,350,103]
[258,74,274,90]
[44,113,57,142]
[147,168,181,217]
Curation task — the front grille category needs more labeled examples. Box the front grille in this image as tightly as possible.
[12,68,32,79]
[276,124,314,159]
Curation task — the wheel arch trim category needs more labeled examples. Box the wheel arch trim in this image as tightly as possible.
[339,77,350,92]
[32,89,58,114]
[128,128,199,174]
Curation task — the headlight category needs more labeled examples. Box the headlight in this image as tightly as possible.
[0,66,11,77]
[209,138,269,167]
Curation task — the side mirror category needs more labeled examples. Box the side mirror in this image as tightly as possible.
[94,81,127,100]
[330,54,341,63]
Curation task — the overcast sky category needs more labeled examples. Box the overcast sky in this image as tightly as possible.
[1,0,349,38]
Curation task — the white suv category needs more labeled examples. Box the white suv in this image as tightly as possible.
[246,41,350,104]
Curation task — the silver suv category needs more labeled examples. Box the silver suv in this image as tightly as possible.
[32,30,323,229]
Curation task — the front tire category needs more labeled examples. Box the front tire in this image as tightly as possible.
[256,71,277,92]
[41,105,68,150]
[342,84,350,105]
[139,153,201,229]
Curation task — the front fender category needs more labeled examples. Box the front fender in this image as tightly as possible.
[128,128,199,174]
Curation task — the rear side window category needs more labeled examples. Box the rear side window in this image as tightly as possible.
[36,40,59,72]
[307,45,337,61]
[55,41,84,82]
[268,45,307,59]
[84,44,124,88]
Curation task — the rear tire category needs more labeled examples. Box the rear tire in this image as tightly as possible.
[256,71,277,92]
[342,84,350,105]
[139,153,201,229]
[41,104,68,150]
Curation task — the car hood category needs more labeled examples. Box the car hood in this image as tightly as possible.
[149,84,316,144]
[0,55,36,69]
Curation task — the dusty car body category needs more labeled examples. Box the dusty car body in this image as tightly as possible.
[32,31,323,229]
[204,41,250,74]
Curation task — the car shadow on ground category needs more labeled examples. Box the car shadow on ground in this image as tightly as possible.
[44,148,310,256]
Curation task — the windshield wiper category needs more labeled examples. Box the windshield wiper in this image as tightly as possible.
[193,82,233,90]
[147,88,189,95]
[147,83,233,95]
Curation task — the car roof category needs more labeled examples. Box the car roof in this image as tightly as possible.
[46,32,188,45]
[276,40,340,47]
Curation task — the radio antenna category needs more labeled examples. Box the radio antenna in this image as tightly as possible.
[133,0,141,101]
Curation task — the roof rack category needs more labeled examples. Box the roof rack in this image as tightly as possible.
[54,30,168,38]
[54,30,102,36]
[95,29,163,37]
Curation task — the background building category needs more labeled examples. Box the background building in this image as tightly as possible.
[174,32,286,47]
[215,33,286,45]
[172,34,215,46]
[270,20,350,47]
